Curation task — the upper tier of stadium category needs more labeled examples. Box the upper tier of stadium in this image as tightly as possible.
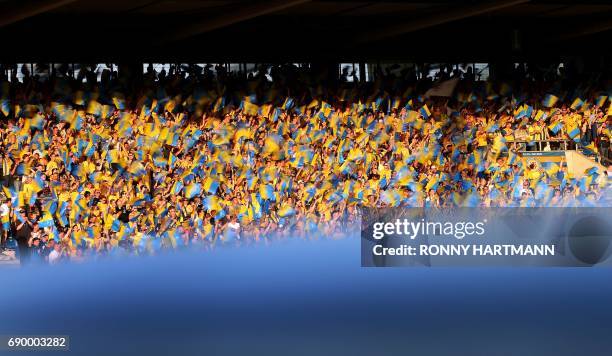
[0,0,611,61]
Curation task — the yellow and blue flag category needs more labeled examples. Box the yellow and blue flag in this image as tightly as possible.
[277,204,296,218]
[203,177,220,194]
[263,135,282,155]
[259,184,275,201]
[38,213,55,228]
[203,195,222,211]
[534,110,547,121]
[87,100,102,116]
[542,94,558,108]
[185,182,202,199]
[595,95,608,108]
[282,97,294,110]
[548,121,562,134]
[570,98,584,110]
[112,93,126,110]
[567,125,581,140]
[419,105,431,119]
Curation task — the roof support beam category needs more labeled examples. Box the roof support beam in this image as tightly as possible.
[354,0,530,44]
[162,0,311,43]
[557,17,612,40]
[0,0,79,28]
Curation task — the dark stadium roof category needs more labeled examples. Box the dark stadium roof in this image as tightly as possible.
[0,0,611,61]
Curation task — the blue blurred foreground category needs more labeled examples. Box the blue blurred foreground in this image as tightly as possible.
[2,237,612,356]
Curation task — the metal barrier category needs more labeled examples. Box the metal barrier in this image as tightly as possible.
[510,139,572,152]
[510,139,610,166]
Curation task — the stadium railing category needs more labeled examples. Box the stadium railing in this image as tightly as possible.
[511,139,572,152]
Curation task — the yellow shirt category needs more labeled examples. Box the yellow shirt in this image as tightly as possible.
[526,169,541,181]
[82,161,96,175]
[46,160,58,173]
[477,134,488,147]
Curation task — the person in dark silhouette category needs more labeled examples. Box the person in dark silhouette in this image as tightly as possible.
[13,209,34,265]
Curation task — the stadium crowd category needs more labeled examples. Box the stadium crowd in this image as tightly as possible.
[0,63,610,264]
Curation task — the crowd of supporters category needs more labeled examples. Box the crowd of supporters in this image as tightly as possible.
[0,63,610,264]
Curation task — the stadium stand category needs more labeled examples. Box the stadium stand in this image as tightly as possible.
[0,62,610,264]
[0,0,611,264]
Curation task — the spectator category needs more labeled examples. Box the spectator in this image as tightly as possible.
[13,209,33,264]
